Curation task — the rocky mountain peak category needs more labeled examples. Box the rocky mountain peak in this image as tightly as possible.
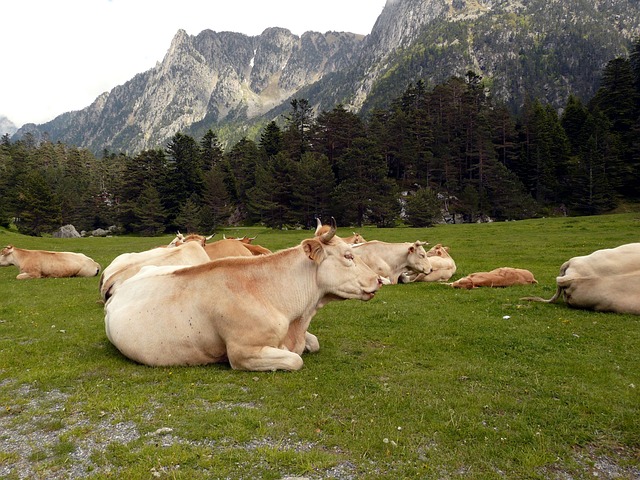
[11,0,640,154]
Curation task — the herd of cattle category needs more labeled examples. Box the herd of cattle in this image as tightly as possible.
[1,221,639,371]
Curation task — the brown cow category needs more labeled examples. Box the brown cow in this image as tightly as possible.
[204,238,255,260]
[0,245,100,280]
[451,267,537,289]
[228,236,272,255]
[104,221,383,370]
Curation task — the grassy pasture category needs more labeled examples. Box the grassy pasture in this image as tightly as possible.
[0,214,639,479]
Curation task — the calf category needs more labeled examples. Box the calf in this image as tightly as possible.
[451,267,537,289]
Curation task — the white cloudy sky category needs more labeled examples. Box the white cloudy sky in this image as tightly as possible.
[1,0,387,128]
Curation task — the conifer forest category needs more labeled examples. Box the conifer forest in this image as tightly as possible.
[2,45,640,236]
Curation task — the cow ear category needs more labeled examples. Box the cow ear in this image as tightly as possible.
[302,239,325,263]
[408,245,416,254]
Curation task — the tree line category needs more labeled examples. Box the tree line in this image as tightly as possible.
[1,41,639,236]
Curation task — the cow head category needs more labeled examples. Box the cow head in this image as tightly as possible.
[168,232,213,248]
[0,245,15,266]
[407,241,432,275]
[427,244,450,258]
[304,218,382,301]
[451,277,475,289]
[344,232,366,244]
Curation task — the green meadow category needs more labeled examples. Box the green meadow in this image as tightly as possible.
[1,213,639,479]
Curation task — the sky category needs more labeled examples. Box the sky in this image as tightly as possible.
[1,0,387,128]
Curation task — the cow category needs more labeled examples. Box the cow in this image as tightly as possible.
[0,245,100,280]
[522,243,640,313]
[451,267,537,289]
[351,240,432,285]
[314,219,366,245]
[167,232,213,248]
[99,241,210,300]
[221,235,272,255]
[104,221,383,371]
[343,232,367,244]
[204,238,256,260]
[548,273,640,314]
[547,243,640,279]
[402,244,456,282]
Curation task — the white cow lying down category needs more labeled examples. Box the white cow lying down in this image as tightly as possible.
[99,241,211,300]
[351,240,432,284]
[523,243,640,314]
[104,223,383,371]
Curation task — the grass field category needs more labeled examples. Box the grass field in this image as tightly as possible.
[1,214,639,479]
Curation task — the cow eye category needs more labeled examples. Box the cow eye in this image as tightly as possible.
[345,252,354,261]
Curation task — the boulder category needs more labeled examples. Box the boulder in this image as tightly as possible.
[52,224,80,238]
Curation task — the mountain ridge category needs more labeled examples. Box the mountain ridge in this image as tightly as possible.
[13,0,640,154]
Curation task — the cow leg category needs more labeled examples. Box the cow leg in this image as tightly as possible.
[16,272,35,280]
[228,345,304,371]
[304,331,320,353]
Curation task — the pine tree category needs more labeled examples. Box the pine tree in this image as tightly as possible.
[15,170,62,236]
[246,156,284,228]
[282,98,314,161]
[332,137,399,227]
[568,110,621,214]
[132,184,166,235]
[290,152,335,227]
[199,129,224,170]
[119,149,166,233]
[310,104,365,182]
[223,137,260,220]
[165,133,204,225]
[259,121,283,158]
[514,99,570,205]
[590,58,638,135]
[561,94,590,156]
[404,188,441,227]
[175,194,203,233]
[200,165,232,230]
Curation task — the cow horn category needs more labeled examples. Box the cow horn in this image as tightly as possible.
[314,217,323,235]
[319,217,336,243]
[206,233,215,240]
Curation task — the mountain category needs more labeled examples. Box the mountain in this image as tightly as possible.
[13,0,640,154]
[0,116,17,136]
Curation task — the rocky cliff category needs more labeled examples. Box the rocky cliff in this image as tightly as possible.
[14,0,640,154]
[17,27,363,153]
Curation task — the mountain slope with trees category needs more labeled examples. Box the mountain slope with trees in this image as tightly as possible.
[12,0,640,155]
[2,40,639,235]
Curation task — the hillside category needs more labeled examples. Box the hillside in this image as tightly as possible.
[13,0,640,154]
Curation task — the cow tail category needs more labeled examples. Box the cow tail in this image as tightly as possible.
[521,285,563,303]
